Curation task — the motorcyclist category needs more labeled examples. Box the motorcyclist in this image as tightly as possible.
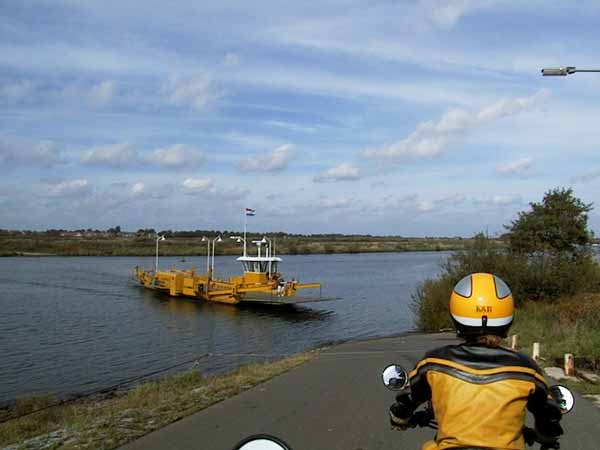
[389,273,563,450]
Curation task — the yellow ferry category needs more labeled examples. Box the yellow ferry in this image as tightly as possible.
[132,234,322,305]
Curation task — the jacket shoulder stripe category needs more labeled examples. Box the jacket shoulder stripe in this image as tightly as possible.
[414,362,548,388]
[410,357,548,387]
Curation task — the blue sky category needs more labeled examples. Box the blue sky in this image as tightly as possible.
[2,0,600,236]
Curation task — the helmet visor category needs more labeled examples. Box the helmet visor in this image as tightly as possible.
[453,275,472,298]
[494,275,511,299]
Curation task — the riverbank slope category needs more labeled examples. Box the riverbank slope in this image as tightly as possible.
[0,234,478,256]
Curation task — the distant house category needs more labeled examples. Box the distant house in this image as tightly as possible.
[60,231,83,237]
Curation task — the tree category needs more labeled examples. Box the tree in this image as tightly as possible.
[505,187,593,257]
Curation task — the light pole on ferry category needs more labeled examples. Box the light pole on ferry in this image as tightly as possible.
[155,234,165,272]
[261,237,272,257]
[211,236,222,275]
[261,236,273,276]
[541,66,600,76]
[252,239,264,257]
[201,236,210,273]
[230,235,246,250]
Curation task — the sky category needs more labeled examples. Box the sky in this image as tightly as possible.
[2,0,600,236]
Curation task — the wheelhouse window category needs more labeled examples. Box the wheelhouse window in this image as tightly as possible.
[241,259,279,273]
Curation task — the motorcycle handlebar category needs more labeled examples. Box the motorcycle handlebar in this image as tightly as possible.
[408,407,436,429]
[522,426,560,449]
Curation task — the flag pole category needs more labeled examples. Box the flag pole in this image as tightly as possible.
[243,209,247,257]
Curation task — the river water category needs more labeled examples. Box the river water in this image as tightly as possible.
[0,252,448,403]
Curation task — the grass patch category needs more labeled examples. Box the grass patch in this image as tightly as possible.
[511,294,600,370]
[0,351,317,450]
[510,294,600,396]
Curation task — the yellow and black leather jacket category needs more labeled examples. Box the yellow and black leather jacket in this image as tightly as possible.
[405,343,562,450]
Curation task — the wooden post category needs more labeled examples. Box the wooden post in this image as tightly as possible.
[510,335,519,350]
[532,342,540,362]
[564,353,574,376]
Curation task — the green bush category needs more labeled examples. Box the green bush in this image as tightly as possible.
[412,277,455,332]
[412,233,600,331]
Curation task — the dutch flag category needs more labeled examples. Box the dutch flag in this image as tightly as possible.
[245,208,255,216]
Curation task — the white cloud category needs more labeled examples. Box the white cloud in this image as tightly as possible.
[89,80,116,107]
[421,0,483,29]
[223,53,241,67]
[264,2,539,83]
[81,143,139,168]
[0,138,62,167]
[496,157,533,175]
[229,65,485,107]
[81,143,207,170]
[492,194,522,206]
[148,144,205,168]
[364,90,549,163]
[376,193,466,214]
[0,41,198,76]
[44,179,92,198]
[313,162,362,183]
[416,200,435,212]
[181,177,216,194]
[131,182,145,195]
[126,181,174,199]
[163,73,220,111]
[238,144,294,172]
[265,120,318,133]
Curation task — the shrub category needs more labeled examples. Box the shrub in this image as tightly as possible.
[412,233,600,331]
[412,277,455,332]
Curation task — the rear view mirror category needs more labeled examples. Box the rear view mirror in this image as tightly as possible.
[382,364,409,390]
[550,385,575,414]
[233,435,292,450]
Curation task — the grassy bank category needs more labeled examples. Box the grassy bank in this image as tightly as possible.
[0,351,317,450]
[0,234,473,257]
[509,296,600,398]
[511,294,600,373]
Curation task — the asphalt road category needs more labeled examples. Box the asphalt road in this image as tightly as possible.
[120,333,600,450]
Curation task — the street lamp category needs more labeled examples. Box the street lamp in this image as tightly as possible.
[211,236,222,275]
[541,66,600,76]
[155,234,165,272]
[201,236,210,273]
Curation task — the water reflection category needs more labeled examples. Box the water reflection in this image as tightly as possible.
[139,287,334,324]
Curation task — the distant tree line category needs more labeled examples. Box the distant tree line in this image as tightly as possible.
[0,227,474,240]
